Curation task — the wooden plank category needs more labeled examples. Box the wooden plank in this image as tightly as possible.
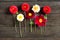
[0,2,60,39]
[0,0,60,2]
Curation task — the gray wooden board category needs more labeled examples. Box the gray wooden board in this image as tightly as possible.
[0,0,60,2]
[0,1,60,40]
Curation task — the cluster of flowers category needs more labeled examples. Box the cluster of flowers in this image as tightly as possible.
[9,3,51,27]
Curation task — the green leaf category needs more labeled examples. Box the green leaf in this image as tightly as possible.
[16,12,18,14]
[44,15,47,19]
[30,21,34,25]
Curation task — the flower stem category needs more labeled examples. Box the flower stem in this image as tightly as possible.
[40,27,42,34]
[43,27,44,34]
[24,12,27,32]
[13,14,19,37]
[25,19,26,32]
[13,15,17,33]
[35,24,36,32]
[30,19,32,32]
[19,22,22,38]
[15,23,17,33]
[44,23,46,33]
[31,23,32,32]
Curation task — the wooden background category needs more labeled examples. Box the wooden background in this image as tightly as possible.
[0,0,60,40]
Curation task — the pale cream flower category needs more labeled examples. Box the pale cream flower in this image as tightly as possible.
[32,4,40,13]
[17,14,24,22]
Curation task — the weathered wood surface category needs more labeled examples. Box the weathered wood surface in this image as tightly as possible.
[0,0,60,2]
[0,1,60,40]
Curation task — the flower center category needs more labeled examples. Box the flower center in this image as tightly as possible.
[24,6,26,8]
[34,6,38,10]
[39,18,43,23]
[28,13,32,16]
[12,8,14,10]
[46,7,48,11]
[19,16,23,19]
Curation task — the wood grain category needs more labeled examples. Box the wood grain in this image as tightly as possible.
[0,1,60,40]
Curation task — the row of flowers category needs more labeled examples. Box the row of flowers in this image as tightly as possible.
[9,3,51,27]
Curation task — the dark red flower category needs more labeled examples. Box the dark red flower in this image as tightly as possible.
[43,6,51,14]
[9,5,18,14]
[21,3,30,12]
[34,15,46,27]
[26,11,35,19]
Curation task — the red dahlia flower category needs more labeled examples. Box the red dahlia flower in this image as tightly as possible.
[9,5,18,14]
[21,3,30,12]
[26,11,35,19]
[43,6,51,14]
[34,15,46,27]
